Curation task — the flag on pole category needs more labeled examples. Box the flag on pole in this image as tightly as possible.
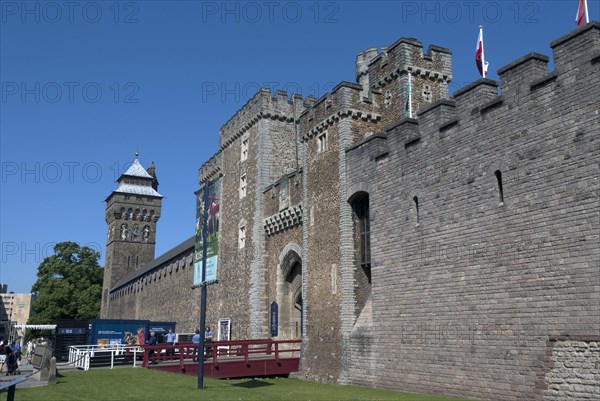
[576,0,589,27]
[476,25,489,78]
[404,73,412,118]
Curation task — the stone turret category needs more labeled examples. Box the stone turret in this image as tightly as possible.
[146,161,159,191]
[101,153,163,318]
[356,47,378,98]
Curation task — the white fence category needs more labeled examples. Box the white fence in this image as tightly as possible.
[68,344,142,371]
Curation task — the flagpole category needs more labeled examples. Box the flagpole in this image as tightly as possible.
[408,73,412,118]
[197,179,210,390]
[585,0,589,24]
[480,25,486,79]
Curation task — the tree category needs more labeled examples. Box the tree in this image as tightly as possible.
[29,242,103,324]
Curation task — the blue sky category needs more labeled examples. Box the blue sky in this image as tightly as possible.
[1,0,598,294]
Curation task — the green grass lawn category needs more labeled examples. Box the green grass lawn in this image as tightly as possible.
[1,369,480,401]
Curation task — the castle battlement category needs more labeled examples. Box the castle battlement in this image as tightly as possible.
[349,21,599,175]
[410,22,598,145]
[497,52,550,98]
[551,21,600,71]
[218,88,304,151]
[198,151,222,183]
[366,38,452,94]
[299,81,381,142]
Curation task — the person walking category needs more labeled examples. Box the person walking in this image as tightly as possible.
[165,329,176,358]
[26,341,33,364]
[13,340,22,367]
[148,332,158,365]
[4,346,19,375]
[0,341,6,374]
[192,329,200,362]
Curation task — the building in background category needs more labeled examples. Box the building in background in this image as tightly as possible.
[0,286,32,342]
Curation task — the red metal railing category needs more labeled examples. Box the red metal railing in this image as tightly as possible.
[141,339,301,378]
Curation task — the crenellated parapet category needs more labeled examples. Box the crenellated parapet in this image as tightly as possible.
[198,151,222,184]
[298,82,382,142]
[354,37,452,124]
[348,21,599,177]
[367,38,452,91]
[218,88,305,151]
[551,21,600,73]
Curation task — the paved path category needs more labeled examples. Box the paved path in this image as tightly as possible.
[0,361,77,390]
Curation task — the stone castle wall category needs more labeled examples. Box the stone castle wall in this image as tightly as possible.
[543,336,600,401]
[107,241,198,332]
[345,23,599,401]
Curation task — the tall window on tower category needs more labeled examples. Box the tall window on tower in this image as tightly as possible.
[239,174,247,198]
[350,192,371,317]
[317,132,328,153]
[241,137,249,162]
[353,194,371,273]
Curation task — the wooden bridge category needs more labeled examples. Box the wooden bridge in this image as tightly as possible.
[141,339,301,379]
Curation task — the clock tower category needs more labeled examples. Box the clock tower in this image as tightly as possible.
[101,154,162,318]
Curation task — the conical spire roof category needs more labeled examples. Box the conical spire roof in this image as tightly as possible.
[123,158,154,179]
[108,153,163,199]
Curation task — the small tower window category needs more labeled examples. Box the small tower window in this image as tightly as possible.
[240,174,247,198]
[318,132,328,153]
[413,196,420,225]
[423,85,432,103]
[384,91,392,107]
[495,170,504,204]
[241,137,249,162]
[239,225,246,249]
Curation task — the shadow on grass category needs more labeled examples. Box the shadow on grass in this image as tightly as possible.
[231,379,275,389]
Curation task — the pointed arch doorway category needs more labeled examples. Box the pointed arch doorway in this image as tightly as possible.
[278,244,303,340]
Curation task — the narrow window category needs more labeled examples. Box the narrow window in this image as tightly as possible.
[241,138,249,162]
[413,196,419,225]
[353,195,371,274]
[127,255,131,267]
[495,170,504,204]
[331,264,337,295]
[423,85,433,102]
[239,225,246,249]
[350,192,372,317]
[318,132,328,153]
[239,174,247,198]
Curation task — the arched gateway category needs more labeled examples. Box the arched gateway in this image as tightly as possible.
[278,244,303,339]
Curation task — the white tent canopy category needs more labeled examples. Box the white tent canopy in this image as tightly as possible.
[14,324,57,330]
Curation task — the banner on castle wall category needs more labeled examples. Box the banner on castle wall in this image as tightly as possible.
[193,177,220,286]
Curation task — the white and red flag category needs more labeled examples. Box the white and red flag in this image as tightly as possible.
[576,0,589,27]
[476,25,489,78]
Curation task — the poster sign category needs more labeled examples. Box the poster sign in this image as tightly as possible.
[218,319,230,342]
[270,301,278,337]
[194,177,220,285]
[218,318,231,352]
